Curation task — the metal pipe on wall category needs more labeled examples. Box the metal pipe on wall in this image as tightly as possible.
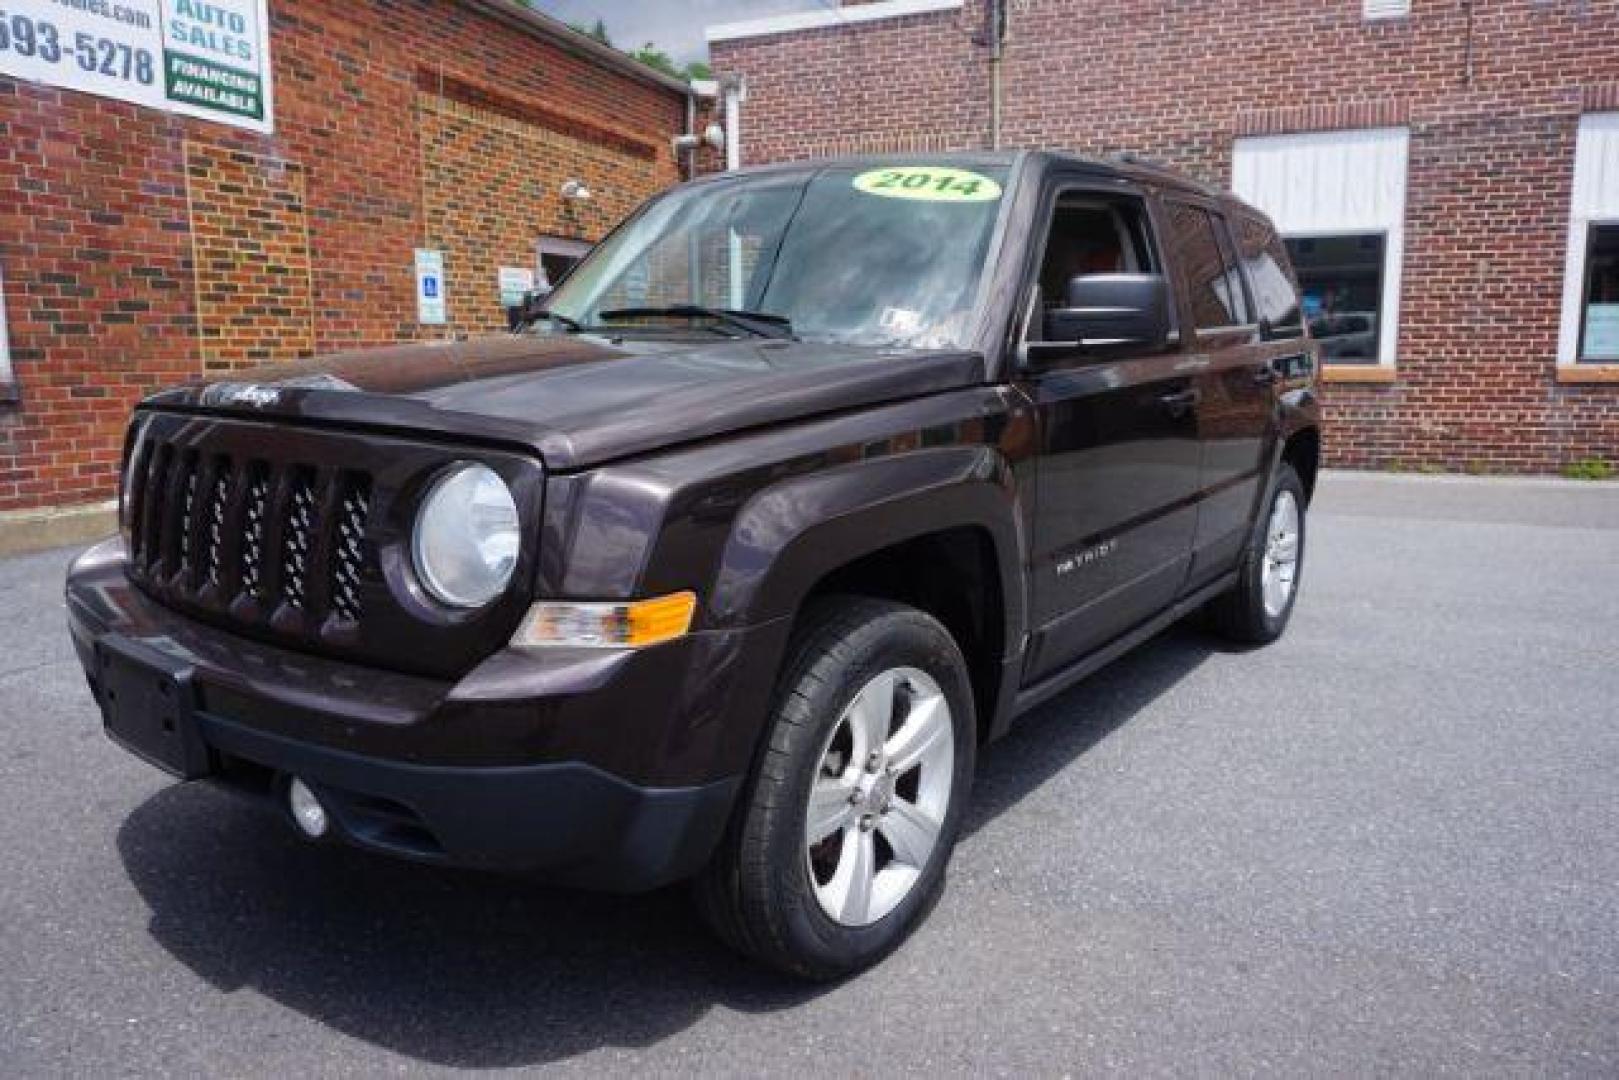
[987,0,1007,150]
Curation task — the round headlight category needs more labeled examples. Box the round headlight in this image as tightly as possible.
[412,464,520,608]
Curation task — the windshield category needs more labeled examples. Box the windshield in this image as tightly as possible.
[545,164,1010,349]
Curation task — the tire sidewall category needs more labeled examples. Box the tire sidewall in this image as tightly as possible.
[765,609,976,973]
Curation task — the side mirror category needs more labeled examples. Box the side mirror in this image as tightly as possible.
[1042,273,1171,352]
[507,286,555,331]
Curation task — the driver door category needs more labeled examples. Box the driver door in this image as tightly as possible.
[1018,184,1201,682]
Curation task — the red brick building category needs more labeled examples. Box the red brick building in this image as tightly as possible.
[708,0,1619,473]
[0,0,704,530]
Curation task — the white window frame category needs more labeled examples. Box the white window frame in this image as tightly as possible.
[0,258,13,391]
[1557,113,1619,369]
[706,0,963,44]
[1233,127,1410,369]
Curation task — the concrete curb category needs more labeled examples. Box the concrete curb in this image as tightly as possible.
[0,501,117,558]
[1320,468,1618,491]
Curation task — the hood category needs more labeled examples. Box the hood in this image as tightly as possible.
[151,333,987,471]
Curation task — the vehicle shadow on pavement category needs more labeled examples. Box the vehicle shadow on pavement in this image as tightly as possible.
[964,621,1215,837]
[115,621,1216,1068]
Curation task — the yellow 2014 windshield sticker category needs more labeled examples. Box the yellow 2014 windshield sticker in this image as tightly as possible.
[852,167,1003,202]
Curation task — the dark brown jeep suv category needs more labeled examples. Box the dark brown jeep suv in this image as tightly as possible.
[66,153,1320,978]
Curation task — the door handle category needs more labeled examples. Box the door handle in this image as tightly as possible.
[1158,388,1200,416]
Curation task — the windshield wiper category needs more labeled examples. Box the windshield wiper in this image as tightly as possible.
[520,308,582,332]
[597,305,795,340]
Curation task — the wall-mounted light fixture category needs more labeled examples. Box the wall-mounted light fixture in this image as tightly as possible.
[560,179,592,201]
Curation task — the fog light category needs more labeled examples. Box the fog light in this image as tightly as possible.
[287,778,329,839]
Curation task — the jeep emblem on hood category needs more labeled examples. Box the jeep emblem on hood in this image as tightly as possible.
[202,374,360,409]
[213,384,282,408]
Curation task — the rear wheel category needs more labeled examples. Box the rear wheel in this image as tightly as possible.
[694,597,975,979]
[1207,462,1306,644]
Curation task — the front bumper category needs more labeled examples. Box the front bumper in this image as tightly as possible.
[66,539,786,889]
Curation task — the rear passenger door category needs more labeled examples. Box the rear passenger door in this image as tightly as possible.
[1160,199,1279,587]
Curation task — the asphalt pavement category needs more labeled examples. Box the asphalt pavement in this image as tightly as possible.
[2,471,1616,1076]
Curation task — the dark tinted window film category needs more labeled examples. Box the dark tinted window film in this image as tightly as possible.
[1285,233,1386,363]
[1166,201,1246,330]
[1580,223,1619,362]
[1236,215,1304,338]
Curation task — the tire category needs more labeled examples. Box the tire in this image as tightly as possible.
[1207,462,1307,645]
[694,596,976,980]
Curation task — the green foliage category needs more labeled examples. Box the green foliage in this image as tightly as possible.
[568,18,612,45]
[1560,459,1614,481]
[631,43,680,77]
[561,17,710,83]
[631,43,711,83]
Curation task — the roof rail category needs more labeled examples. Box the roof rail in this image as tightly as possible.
[1106,151,1222,196]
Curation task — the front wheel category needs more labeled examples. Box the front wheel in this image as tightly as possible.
[694,597,976,979]
[1207,462,1307,644]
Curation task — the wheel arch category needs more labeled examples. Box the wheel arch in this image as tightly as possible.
[708,446,1027,742]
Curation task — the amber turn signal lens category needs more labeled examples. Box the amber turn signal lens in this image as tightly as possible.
[510,591,697,650]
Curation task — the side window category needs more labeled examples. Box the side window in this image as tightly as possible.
[1028,191,1170,343]
[1236,215,1305,338]
[1165,201,1249,331]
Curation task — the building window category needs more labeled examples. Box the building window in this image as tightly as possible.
[1286,233,1385,361]
[1233,127,1409,368]
[1579,224,1619,361]
[536,236,591,291]
[1559,115,1619,368]
[1364,0,1410,20]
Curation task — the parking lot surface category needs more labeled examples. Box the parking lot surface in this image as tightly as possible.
[2,472,1616,1075]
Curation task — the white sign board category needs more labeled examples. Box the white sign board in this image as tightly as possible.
[0,0,274,133]
[498,266,535,308]
[1584,302,1619,361]
[415,249,446,325]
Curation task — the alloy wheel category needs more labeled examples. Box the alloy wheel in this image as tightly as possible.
[1261,489,1301,618]
[803,666,955,927]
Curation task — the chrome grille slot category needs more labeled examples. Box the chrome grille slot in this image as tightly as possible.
[138,442,173,573]
[176,452,199,581]
[281,468,319,612]
[240,463,270,601]
[201,456,232,588]
[331,475,371,623]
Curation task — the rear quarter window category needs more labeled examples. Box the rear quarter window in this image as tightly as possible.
[1237,215,1305,339]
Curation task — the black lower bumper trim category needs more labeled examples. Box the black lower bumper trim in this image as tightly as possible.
[198,712,740,891]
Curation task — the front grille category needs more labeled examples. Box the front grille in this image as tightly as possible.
[118,410,539,679]
[127,432,376,629]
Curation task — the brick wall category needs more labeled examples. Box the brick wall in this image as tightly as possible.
[712,0,1619,473]
[0,0,687,512]
[186,144,315,372]
[417,79,667,336]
